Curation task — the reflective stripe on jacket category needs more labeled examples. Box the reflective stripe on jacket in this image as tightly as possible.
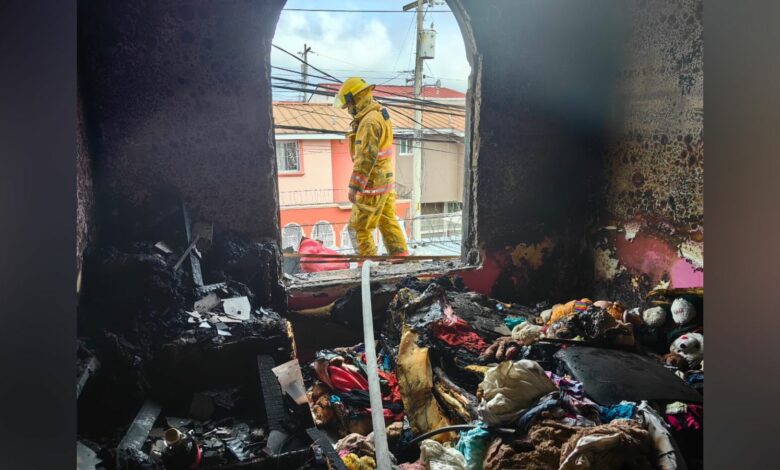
[348,102,395,194]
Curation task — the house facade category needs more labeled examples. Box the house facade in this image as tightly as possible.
[274,89,466,253]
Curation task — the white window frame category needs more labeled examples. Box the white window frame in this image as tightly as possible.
[276,141,301,173]
[397,138,413,156]
[281,223,304,251]
[341,225,353,252]
[445,201,463,213]
[311,220,336,249]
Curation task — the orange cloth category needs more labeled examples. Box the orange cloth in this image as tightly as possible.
[607,302,625,321]
[549,298,592,324]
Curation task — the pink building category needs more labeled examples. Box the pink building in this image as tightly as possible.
[274,94,466,253]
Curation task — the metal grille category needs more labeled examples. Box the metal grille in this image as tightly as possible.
[276,141,300,172]
[419,211,462,240]
[311,221,336,249]
[282,223,303,250]
[340,226,353,252]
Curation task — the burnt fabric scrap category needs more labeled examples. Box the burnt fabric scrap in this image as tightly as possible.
[559,419,655,470]
[483,420,581,470]
[419,439,468,470]
[396,328,456,442]
[637,401,686,470]
[477,360,556,425]
[298,279,703,469]
[431,298,488,353]
[308,344,405,436]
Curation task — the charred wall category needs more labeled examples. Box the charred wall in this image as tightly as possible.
[77,0,702,306]
[77,0,285,245]
[457,0,627,303]
[76,92,95,275]
[453,0,703,304]
[593,0,704,304]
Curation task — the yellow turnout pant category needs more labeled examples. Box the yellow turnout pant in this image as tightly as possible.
[348,191,408,257]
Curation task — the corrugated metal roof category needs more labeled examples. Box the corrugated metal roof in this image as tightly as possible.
[273,102,465,135]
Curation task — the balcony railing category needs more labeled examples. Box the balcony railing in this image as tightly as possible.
[279,188,346,207]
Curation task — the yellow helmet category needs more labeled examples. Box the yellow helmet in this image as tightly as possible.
[332,77,375,109]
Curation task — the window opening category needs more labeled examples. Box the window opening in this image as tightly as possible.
[397,138,413,155]
[272,0,476,282]
[282,223,304,250]
[341,225,353,252]
[276,141,301,173]
[311,220,336,249]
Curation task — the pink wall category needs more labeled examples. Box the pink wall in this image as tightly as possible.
[331,140,351,203]
[612,234,704,288]
[277,140,334,202]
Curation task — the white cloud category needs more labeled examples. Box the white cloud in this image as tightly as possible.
[271,2,471,93]
[273,12,394,78]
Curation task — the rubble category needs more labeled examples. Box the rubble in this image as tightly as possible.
[79,216,702,470]
[297,278,703,470]
[77,218,312,468]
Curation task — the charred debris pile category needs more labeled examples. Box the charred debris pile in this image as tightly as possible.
[77,210,702,469]
[77,199,306,469]
[301,277,703,470]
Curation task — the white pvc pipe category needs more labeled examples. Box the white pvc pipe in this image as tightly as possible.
[361,260,392,469]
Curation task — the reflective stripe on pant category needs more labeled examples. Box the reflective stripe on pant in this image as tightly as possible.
[348,191,408,257]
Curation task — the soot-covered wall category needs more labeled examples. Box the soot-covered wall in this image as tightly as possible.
[78,0,702,305]
[76,92,95,273]
[456,0,703,304]
[594,0,704,304]
[78,0,285,244]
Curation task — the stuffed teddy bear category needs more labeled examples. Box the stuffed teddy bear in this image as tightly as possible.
[623,307,644,328]
[670,332,703,369]
[479,336,522,362]
[642,306,668,328]
[662,352,690,371]
[671,298,696,326]
[512,322,543,346]
[592,300,624,321]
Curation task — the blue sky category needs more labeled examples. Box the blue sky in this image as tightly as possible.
[271,0,470,100]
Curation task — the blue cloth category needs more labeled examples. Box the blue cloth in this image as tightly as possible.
[381,354,393,372]
[456,426,491,470]
[686,371,704,386]
[599,402,637,422]
[517,394,560,433]
[504,316,526,329]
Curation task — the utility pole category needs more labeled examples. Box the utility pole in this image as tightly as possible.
[298,43,312,102]
[403,0,426,241]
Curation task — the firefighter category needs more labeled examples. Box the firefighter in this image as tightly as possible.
[332,77,409,258]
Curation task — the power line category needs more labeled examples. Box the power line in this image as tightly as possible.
[388,9,418,82]
[273,64,466,84]
[272,43,339,82]
[273,66,404,82]
[311,51,364,69]
[271,75,464,111]
[271,84,464,117]
[272,78,465,112]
